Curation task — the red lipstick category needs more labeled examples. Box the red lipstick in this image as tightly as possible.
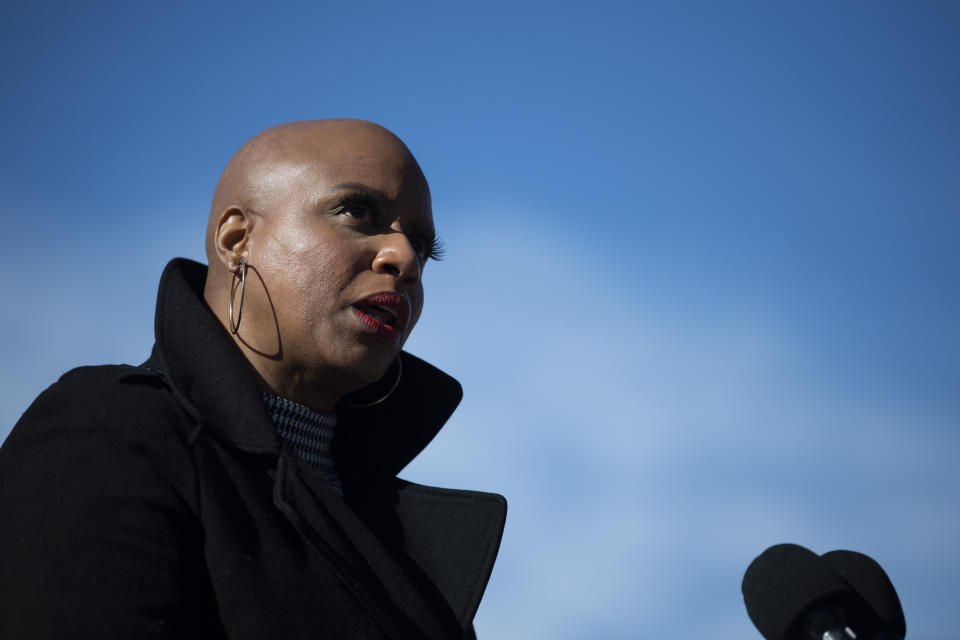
[351,291,410,341]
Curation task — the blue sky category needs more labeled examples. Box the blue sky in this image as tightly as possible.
[1,2,958,637]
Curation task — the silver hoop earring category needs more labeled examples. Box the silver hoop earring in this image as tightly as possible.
[229,256,247,335]
[344,355,403,408]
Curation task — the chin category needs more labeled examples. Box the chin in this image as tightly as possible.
[340,348,398,390]
[333,351,401,409]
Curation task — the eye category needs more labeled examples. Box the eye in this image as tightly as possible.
[337,202,373,221]
[331,191,383,224]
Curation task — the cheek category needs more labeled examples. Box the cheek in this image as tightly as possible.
[407,284,425,333]
[258,225,355,323]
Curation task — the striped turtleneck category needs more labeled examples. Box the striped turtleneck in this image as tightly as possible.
[262,393,341,493]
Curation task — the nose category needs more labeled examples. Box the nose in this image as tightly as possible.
[371,232,421,284]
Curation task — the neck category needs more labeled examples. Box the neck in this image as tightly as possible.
[251,364,348,413]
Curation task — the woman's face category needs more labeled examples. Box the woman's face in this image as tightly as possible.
[236,125,437,407]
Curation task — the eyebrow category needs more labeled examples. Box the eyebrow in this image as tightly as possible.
[326,182,436,238]
[326,182,391,204]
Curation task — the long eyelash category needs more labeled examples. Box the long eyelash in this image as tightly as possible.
[425,235,446,262]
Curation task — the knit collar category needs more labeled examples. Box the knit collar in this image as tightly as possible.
[262,393,337,430]
[263,392,341,491]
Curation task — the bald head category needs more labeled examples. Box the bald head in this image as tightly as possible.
[205,119,426,262]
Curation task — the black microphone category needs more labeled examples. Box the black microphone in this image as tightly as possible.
[742,544,905,640]
[821,550,906,640]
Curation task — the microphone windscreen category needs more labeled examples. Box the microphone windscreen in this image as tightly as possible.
[821,550,906,638]
[742,543,852,640]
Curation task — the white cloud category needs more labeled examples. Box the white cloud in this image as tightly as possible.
[3,204,956,638]
[403,212,960,638]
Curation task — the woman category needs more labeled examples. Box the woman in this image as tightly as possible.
[0,120,506,639]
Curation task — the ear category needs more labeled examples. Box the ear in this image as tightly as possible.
[213,207,253,270]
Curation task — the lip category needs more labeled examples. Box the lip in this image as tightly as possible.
[350,291,411,342]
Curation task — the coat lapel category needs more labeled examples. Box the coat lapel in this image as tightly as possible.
[391,481,507,628]
[274,453,464,639]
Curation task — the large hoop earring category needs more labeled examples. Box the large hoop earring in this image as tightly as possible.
[343,355,402,408]
[229,256,247,335]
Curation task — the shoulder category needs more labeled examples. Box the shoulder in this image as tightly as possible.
[1,363,199,506]
[10,363,191,442]
[0,365,212,637]
[39,363,174,414]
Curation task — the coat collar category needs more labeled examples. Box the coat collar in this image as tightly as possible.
[145,258,503,637]
[146,258,463,478]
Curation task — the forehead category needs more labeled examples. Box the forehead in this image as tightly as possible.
[290,123,420,184]
[280,132,432,221]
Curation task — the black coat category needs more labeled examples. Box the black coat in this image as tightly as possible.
[0,259,506,639]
